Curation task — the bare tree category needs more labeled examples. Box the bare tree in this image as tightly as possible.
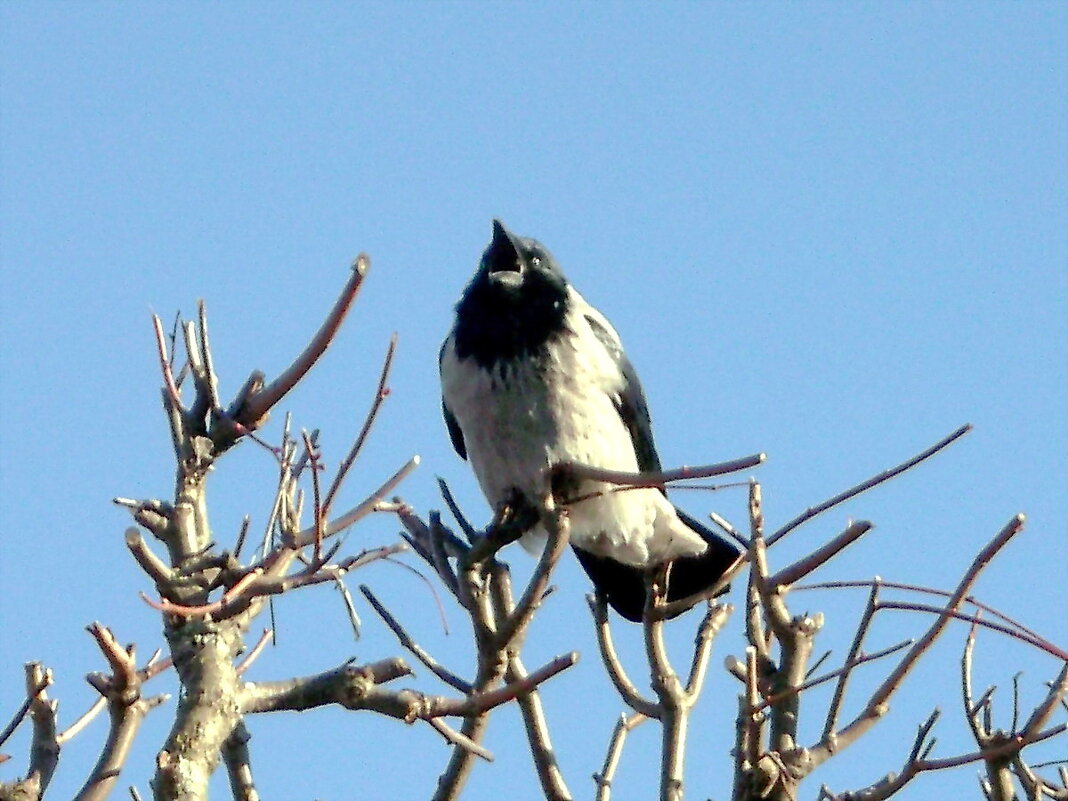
[2,261,1065,801]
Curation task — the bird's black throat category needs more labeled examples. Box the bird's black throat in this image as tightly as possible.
[452,269,569,370]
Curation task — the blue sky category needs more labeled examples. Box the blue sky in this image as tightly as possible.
[1,4,1065,799]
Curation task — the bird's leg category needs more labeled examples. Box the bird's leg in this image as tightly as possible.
[547,463,584,506]
[464,489,539,567]
[643,562,672,620]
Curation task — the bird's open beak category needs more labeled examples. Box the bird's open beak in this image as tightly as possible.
[485,219,524,286]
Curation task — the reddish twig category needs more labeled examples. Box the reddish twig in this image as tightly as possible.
[555,452,766,493]
[874,602,1068,661]
[769,521,873,588]
[756,638,914,712]
[767,423,971,547]
[237,254,369,428]
[795,578,1053,649]
[294,455,420,547]
[152,314,183,408]
[236,629,274,675]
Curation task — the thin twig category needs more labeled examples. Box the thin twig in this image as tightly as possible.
[294,455,420,547]
[823,579,882,741]
[152,314,182,408]
[769,521,874,588]
[555,452,766,491]
[302,429,325,562]
[874,602,1067,660]
[1020,662,1068,741]
[236,629,274,675]
[359,585,472,693]
[795,578,1052,647]
[237,254,369,427]
[758,638,914,712]
[594,713,648,801]
[57,698,106,745]
[437,477,480,542]
[196,300,222,413]
[495,504,571,647]
[0,674,51,750]
[709,510,749,549]
[333,575,363,640]
[321,333,397,516]
[768,423,972,547]
[427,718,494,761]
[233,515,251,562]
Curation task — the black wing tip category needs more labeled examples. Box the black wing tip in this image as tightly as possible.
[572,541,740,624]
[675,507,743,557]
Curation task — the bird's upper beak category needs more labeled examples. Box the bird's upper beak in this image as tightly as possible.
[485,219,524,287]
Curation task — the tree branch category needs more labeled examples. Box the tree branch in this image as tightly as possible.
[75,624,167,801]
[554,452,765,494]
[240,653,576,721]
[594,713,648,801]
[767,424,971,547]
[359,586,471,693]
[0,664,58,801]
[235,255,369,429]
[769,521,874,589]
[220,724,259,801]
[809,513,1026,769]
[587,595,660,720]
[320,332,396,517]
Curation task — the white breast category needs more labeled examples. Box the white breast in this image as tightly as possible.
[441,288,707,567]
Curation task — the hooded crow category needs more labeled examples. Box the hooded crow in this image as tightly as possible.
[439,220,741,621]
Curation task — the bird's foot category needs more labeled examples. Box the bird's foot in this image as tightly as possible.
[463,493,539,567]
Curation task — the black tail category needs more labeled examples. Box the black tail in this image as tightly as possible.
[572,509,743,622]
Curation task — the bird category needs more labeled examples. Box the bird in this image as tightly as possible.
[439,219,742,621]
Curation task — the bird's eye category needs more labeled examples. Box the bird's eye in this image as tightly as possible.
[530,256,541,267]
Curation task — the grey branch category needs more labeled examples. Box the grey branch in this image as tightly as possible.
[425,718,494,762]
[241,653,576,721]
[0,664,59,801]
[488,565,572,801]
[594,713,648,801]
[396,499,578,801]
[220,724,259,801]
[588,594,660,720]
[75,624,167,801]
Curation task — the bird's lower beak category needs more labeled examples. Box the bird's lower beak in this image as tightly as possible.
[488,270,524,288]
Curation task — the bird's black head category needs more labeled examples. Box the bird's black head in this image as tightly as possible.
[452,220,570,369]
